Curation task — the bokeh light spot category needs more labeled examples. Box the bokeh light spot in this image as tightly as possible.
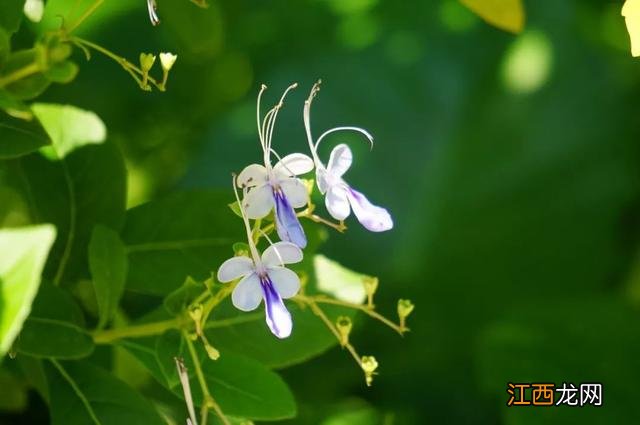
[501,30,553,94]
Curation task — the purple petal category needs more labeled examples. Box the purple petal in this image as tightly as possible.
[346,187,393,232]
[273,189,307,248]
[261,275,293,338]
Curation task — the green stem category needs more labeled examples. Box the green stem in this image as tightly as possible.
[0,62,41,88]
[70,37,165,91]
[53,160,76,286]
[66,0,104,34]
[92,318,182,344]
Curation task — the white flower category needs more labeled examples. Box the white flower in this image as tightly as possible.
[237,84,314,248]
[217,178,303,339]
[23,0,44,23]
[303,82,393,232]
[159,53,177,72]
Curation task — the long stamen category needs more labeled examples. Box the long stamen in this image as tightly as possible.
[256,84,268,151]
[304,81,323,166]
[232,175,262,264]
[315,126,374,151]
[262,83,298,168]
[147,0,160,25]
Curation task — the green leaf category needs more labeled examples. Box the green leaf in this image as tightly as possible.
[206,300,355,369]
[44,60,79,84]
[16,284,94,359]
[0,0,26,34]
[0,112,49,159]
[459,0,524,33]
[8,143,127,284]
[0,366,28,411]
[0,49,50,100]
[89,225,128,329]
[122,191,244,296]
[0,28,9,66]
[32,103,106,159]
[45,360,166,425]
[126,330,296,421]
[0,224,55,357]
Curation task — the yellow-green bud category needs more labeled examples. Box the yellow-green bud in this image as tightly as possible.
[361,355,379,387]
[363,276,378,308]
[139,53,156,73]
[336,316,352,346]
[397,299,414,320]
[188,304,203,322]
[204,342,220,360]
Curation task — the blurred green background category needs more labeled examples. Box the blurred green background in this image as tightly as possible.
[4,0,640,423]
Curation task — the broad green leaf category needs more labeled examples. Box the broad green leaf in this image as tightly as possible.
[126,330,297,421]
[0,0,25,34]
[0,49,50,100]
[459,0,524,33]
[0,112,49,159]
[205,300,356,369]
[0,224,55,357]
[0,28,9,66]
[89,225,128,329]
[122,191,244,296]
[476,297,640,424]
[45,360,166,425]
[623,0,640,56]
[7,143,127,284]
[16,284,93,359]
[32,103,106,159]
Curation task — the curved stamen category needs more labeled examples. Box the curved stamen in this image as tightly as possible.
[147,0,160,25]
[261,83,298,168]
[303,81,323,166]
[256,84,268,151]
[315,126,374,151]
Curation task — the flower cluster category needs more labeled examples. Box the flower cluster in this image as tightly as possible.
[217,81,393,339]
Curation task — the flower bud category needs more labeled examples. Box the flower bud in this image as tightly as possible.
[159,52,177,72]
[397,299,414,330]
[204,342,220,360]
[139,53,156,73]
[361,355,379,387]
[363,276,378,308]
[336,316,352,346]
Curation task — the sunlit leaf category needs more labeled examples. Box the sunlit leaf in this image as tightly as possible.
[314,254,368,304]
[89,225,128,329]
[45,360,166,425]
[0,224,55,357]
[32,103,106,159]
[459,0,524,33]
[622,0,640,56]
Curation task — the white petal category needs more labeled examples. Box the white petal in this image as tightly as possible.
[346,187,393,232]
[274,153,314,177]
[316,167,329,194]
[243,184,274,219]
[325,185,350,220]
[237,164,268,188]
[231,273,262,311]
[217,256,255,282]
[327,144,352,178]
[279,178,309,209]
[262,242,303,267]
[267,267,301,299]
